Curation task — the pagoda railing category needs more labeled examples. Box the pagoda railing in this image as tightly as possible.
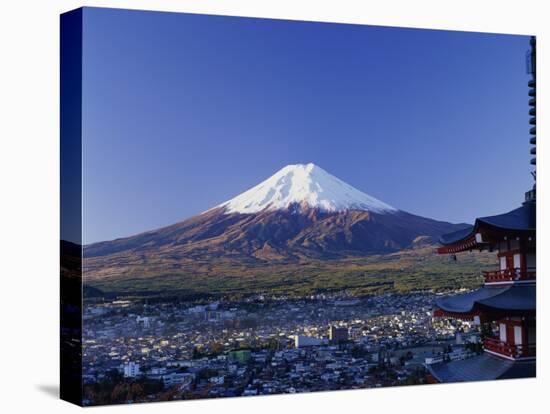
[483,268,536,284]
[483,337,536,359]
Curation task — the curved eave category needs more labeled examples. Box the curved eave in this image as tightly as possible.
[426,353,536,383]
[436,235,488,254]
[435,285,536,317]
[433,308,481,321]
[437,203,535,253]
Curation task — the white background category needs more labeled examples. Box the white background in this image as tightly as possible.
[0,1,547,412]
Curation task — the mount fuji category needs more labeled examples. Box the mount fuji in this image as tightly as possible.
[85,164,469,273]
[215,163,397,215]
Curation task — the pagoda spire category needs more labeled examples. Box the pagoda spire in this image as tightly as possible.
[526,36,536,202]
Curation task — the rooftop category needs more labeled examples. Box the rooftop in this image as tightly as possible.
[427,352,535,383]
[439,201,535,249]
[435,284,535,316]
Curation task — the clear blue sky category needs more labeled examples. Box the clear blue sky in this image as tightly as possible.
[81,7,532,244]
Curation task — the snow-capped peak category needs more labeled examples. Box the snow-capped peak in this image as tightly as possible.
[216,163,397,214]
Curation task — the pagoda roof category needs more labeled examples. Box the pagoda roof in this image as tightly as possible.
[438,201,535,252]
[439,226,474,246]
[435,284,535,316]
[427,353,535,383]
[476,202,535,232]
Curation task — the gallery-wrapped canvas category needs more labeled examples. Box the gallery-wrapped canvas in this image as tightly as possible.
[61,7,536,406]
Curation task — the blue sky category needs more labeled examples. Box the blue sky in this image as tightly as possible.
[81,7,532,244]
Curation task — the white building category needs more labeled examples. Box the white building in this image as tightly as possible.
[209,376,225,385]
[294,335,322,348]
[136,316,151,328]
[122,362,141,378]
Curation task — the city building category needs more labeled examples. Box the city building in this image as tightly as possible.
[122,362,141,378]
[294,335,323,348]
[427,37,536,384]
[329,325,349,343]
[228,349,251,364]
[136,316,151,328]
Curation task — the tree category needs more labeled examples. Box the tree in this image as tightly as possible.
[111,383,128,403]
[480,322,493,339]
[211,342,224,355]
[129,383,144,401]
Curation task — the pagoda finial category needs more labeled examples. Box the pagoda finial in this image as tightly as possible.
[525,36,536,203]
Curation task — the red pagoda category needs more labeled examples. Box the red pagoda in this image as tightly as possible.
[427,36,536,383]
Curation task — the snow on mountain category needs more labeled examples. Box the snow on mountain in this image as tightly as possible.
[216,163,398,214]
[85,162,469,272]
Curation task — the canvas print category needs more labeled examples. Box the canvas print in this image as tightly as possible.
[60,7,536,406]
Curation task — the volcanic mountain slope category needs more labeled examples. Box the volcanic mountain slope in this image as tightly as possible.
[84,163,470,284]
